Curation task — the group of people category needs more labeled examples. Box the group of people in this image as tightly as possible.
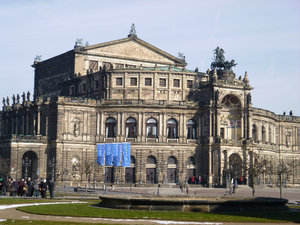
[0,177,55,198]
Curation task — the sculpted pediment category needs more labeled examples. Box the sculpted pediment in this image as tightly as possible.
[84,37,185,66]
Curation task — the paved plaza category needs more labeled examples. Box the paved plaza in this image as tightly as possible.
[0,185,299,224]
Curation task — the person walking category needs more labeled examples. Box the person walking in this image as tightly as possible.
[48,179,55,199]
[39,179,47,198]
[32,179,39,198]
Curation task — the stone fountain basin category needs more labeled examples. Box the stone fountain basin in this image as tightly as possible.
[99,195,289,212]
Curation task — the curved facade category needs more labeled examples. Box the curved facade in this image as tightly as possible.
[1,32,300,186]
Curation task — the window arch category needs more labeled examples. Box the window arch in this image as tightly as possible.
[187,119,197,139]
[168,156,177,165]
[105,117,116,138]
[146,118,157,138]
[126,117,137,138]
[252,124,257,142]
[146,156,156,164]
[167,118,178,139]
[221,94,241,108]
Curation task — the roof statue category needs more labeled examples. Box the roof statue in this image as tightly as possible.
[211,46,237,70]
[128,23,137,38]
[2,97,6,106]
[74,39,83,48]
[34,55,42,64]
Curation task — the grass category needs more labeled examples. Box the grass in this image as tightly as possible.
[18,202,300,223]
[0,219,117,225]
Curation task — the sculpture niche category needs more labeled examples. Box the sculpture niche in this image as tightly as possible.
[210,46,237,80]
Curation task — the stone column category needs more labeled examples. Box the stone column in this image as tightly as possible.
[37,109,41,135]
[141,112,146,142]
[208,145,213,187]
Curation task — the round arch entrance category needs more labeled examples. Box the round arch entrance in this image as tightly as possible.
[22,151,38,179]
[167,156,177,183]
[229,153,242,179]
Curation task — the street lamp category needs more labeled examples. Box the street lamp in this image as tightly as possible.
[22,156,32,178]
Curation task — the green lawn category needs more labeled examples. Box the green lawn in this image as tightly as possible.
[18,202,300,223]
[0,219,116,225]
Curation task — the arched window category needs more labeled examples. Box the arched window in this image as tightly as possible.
[252,124,257,142]
[146,156,156,164]
[146,118,157,138]
[221,95,241,108]
[187,119,196,139]
[167,119,177,139]
[105,117,116,138]
[268,126,272,143]
[126,117,136,138]
[262,126,266,143]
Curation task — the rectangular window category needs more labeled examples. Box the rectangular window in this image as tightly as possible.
[187,80,193,88]
[145,78,152,86]
[159,78,166,87]
[173,79,180,87]
[89,60,98,72]
[220,128,225,139]
[130,78,137,86]
[116,78,123,86]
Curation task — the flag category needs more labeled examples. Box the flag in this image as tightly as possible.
[112,143,121,166]
[122,142,131,167]
[97,144,105,166]
[105,143,113,166]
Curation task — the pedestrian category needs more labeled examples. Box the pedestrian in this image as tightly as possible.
[12,178,18,197]
[18,179,25,196]
[39,179,47,198]
[186,184,189,195]
[0,178,3,196]
[32,178,39,198]
[48,179,55,199]
[23,180,29,197]
[6,178,13,196]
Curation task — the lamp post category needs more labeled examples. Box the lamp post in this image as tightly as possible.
[48,157,56,181]
[22,156,32,178]
[104,166,107,194]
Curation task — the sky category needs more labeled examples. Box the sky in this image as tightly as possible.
[0,0,299,115]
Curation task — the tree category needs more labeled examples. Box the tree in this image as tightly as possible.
[247,151,268,196]
[211,47,237,70]
[0,156,10,178]
[71,158,93,192]
[276,158,293,199]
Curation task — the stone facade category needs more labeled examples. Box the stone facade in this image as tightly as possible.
[1,31,300,187]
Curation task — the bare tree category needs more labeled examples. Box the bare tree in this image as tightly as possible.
[276,158,293,199]
[247,151,268,196]
[71,158,93,192]
[0,156,10,178]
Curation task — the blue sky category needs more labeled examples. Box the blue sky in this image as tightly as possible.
[0,0,299,115]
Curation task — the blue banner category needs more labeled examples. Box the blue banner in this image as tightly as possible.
[113,143,121,166]
[122,143,131,167]
[97,144,105,166]
[105,143,113,166]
